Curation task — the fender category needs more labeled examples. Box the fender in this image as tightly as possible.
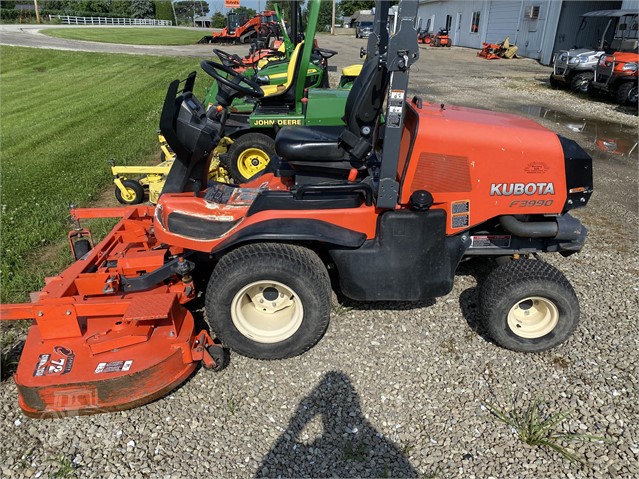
[215,218,367,253]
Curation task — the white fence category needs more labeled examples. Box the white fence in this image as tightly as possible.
[49,15,172,26]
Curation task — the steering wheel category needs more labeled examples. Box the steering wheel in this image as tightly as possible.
[212,48,245,69]
[200,61,264,98]
[314,47,338,60]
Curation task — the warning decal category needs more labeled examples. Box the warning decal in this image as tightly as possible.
[451,200,470,229]
[470,235,511,248]
[94,360,134,374]
[387,89,405,128]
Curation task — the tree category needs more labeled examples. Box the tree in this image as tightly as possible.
[153,0,173,21]
[173,1,208,23]
[265,0,292,20]
[130,0,154,18]
[235,6,256,18]
[317,0,333,32]
[339,0,375,18]
[211,11,226,28]
[110,1,132,17]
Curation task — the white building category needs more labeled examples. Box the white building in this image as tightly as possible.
[417,0,638,64]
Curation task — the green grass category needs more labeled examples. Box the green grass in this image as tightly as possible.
[43,27,208,45]
[484,395,607,466]
[0,46,207,303]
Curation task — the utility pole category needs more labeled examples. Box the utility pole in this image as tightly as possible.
[171,1,178,26]
[331,0,336,35]
[33,0,41,23]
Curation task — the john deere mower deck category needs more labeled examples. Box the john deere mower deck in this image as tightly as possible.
[2,0,593,418]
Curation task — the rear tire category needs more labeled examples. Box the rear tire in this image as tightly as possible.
[205,243,331,359]
[114,179,145,205]
[225,133,276,183]
[616,82,638,105]
[570,72,593,93]
[479,260,580,352]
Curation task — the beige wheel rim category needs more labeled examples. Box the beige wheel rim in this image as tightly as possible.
[231,280,303,343]
[507,296,559,338]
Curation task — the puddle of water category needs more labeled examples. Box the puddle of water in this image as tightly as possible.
[520,105,638,158]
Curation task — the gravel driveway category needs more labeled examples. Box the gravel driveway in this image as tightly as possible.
[1,31,638,479]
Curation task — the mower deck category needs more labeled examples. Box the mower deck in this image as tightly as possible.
[1,206,220,417]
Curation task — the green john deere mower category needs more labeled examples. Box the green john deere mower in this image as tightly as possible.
[111,0,362,203]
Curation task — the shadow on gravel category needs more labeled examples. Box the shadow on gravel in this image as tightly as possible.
[255,371,418,478]
[456,259,495,345]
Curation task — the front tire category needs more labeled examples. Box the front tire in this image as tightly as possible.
[616,82,638,105]
[225,133,276,183]
[570,72,593,93]
[114,179,145,205]
[479,260,580,352]
[548,74,561,89]
[205,243,331,359]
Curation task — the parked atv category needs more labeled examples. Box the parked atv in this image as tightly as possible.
[550,10,637,93]
[589,51,638,105]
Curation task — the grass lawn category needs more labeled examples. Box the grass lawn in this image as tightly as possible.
[43,27,208,45]
[0,46,208,303]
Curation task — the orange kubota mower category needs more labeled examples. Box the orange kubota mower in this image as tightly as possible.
[1,0,593,418]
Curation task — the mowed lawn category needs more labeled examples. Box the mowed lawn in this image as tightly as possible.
[44,27,208,45]
[0,46,208,302]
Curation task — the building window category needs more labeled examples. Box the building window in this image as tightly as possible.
[445,14,452,31]
[425,18,431,33]
[470,11,480,33]
[524,5,540,20]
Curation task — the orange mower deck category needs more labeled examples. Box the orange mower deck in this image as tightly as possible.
[1,206,222,418]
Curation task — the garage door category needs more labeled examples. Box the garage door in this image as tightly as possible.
[485,0,521,44]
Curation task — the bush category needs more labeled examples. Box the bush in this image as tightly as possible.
[154,0,173,22]
[0,9,19,21]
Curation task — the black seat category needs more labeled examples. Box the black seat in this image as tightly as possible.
[274,51,388,170]
[274,126,345,162]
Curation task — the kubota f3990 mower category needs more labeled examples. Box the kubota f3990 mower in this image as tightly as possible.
[1,0,593,418]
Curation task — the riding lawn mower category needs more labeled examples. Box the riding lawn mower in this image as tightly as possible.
[111,0,363,201]
[1,0,593,418]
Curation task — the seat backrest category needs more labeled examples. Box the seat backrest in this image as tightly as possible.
[340,52,388,152]
[323,51,387,162]
[258,42,305,106]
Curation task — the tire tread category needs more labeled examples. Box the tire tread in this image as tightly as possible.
[206,243,330,359]
[479,259,579,352]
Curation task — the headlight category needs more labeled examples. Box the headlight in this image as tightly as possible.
[568,57,580,65]
[622,62,637,72]
[559,54,567,62]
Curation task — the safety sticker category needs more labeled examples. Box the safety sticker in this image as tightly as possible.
[204,183,235,204]
[470,235,511,248]
[94,360,133,374]
[387,89,405,128]
[33,346,75,377]
[451,200,470,229]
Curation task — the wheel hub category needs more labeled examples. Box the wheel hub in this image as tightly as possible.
[507,296,559,339]
[237,147,269,178]
[231,280,303,343]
